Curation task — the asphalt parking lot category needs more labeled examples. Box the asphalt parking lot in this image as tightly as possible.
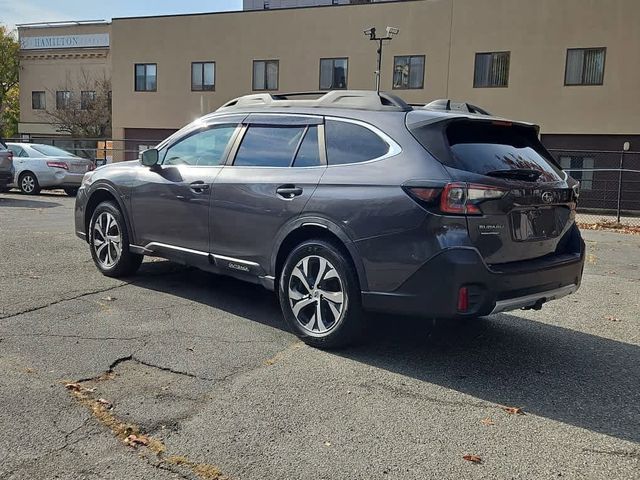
[0,191,638,480]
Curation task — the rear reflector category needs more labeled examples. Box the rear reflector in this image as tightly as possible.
[46,161,69,170]
[457,287,469,312]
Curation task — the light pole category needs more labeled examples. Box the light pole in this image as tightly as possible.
[364,26,399,93]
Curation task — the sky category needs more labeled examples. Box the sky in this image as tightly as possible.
[0,0,243,30]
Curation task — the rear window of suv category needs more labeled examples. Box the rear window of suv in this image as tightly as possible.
[410,118,564,182]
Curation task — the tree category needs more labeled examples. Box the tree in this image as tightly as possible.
[1,85,19,137]
[43,70,112,138]
[0,25,20,138]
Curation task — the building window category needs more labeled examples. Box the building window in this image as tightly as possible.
[393,55,425,89]
[56,91,71,110]
[565,48,606,86]
[474,51,510,88]
[32,91,46,110]
[135,63,157,92]
[319,58,348,90]
[191,62,215,91]
[263,1,269,9]
[560,156,594,190]
[253,60,279,91]
[81,91,96,110]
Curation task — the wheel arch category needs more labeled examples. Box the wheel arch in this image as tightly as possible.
[272,219,369,291]
[84,184,134,244]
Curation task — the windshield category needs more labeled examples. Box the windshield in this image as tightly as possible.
[446,121,563,182]
[30,144,77,157]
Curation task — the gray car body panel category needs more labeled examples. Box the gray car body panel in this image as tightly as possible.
[75,103,585,317]
[0,142,13,187]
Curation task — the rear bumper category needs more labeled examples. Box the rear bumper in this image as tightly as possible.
[362,239,585,318]
[42,172,84,188]
[0,172,13,186]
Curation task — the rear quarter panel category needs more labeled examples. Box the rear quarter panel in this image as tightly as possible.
[302,119,459,293]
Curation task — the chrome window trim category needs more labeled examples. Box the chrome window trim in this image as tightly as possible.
[324,116,402,166]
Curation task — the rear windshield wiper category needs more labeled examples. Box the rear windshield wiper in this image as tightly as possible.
[485,168,543,181]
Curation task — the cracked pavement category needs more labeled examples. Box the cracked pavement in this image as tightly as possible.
[1,191,639,479]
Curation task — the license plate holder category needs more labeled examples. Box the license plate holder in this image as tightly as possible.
[511,208,561,241]
[69,164,87,174]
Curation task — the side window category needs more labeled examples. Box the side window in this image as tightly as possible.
[234,125,305,167]
[163,125,236,166]
[9,146,26,157]
[325,119,389,165]
[293,126,321,167]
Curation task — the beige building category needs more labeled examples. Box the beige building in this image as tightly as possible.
[18,0,640,161]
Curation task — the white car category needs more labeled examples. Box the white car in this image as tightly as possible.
[7,143,95,196]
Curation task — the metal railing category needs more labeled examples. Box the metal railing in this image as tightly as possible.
[7,137,639,227]
[548,148,640,226]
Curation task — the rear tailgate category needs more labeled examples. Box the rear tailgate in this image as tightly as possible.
[408,114,579,264]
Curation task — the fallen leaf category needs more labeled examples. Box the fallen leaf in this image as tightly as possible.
[501,406,525,415]
[97,398,113,410]
[480,417,494,426]
[125,434,149,447]
[102,296,116,302]
[324,441,332,447]
[463,454,482,464]
[64,382,82,391]
[25,368,36,374]
[605,315,621,322]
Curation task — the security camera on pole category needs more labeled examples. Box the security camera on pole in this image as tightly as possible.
[364,26,399,93]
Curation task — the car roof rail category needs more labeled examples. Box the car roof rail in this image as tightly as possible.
[416,99,492,116]
[218,90,412,112]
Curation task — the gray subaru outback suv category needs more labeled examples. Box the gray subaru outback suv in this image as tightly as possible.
[75,91,585,348]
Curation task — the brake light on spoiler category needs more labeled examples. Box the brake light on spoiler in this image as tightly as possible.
[404,183,508,215]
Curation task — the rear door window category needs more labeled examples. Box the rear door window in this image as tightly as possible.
[325,119,389,165]
[446,121,563,181]
[234,125,306,167]
[292,126,321,167]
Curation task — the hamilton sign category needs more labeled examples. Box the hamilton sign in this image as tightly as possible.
[20,33,109,50]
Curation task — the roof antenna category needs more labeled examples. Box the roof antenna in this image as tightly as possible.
[364,26,399,94]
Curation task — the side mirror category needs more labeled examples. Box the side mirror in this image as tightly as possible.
[141,148,159,167]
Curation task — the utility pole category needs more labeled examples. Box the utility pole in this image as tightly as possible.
[364,26,399,93]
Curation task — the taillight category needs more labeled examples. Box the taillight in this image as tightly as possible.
[440,183,507,215]
[405,182,507,215]
[88,162,96,171]
[46,161,69,170]
[7,151,13,161]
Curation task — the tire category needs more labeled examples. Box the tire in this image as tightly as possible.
[19,172,40,195]
[279,239,364,349]
[64,187,79,197]
[89,201,143,277]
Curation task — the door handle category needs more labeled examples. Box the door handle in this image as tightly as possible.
[276,185,303,199]
[189,181,210,193]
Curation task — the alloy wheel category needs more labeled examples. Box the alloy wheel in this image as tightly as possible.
[21,175,35,193]
[288,255,345,335]
[93,212,122,268]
